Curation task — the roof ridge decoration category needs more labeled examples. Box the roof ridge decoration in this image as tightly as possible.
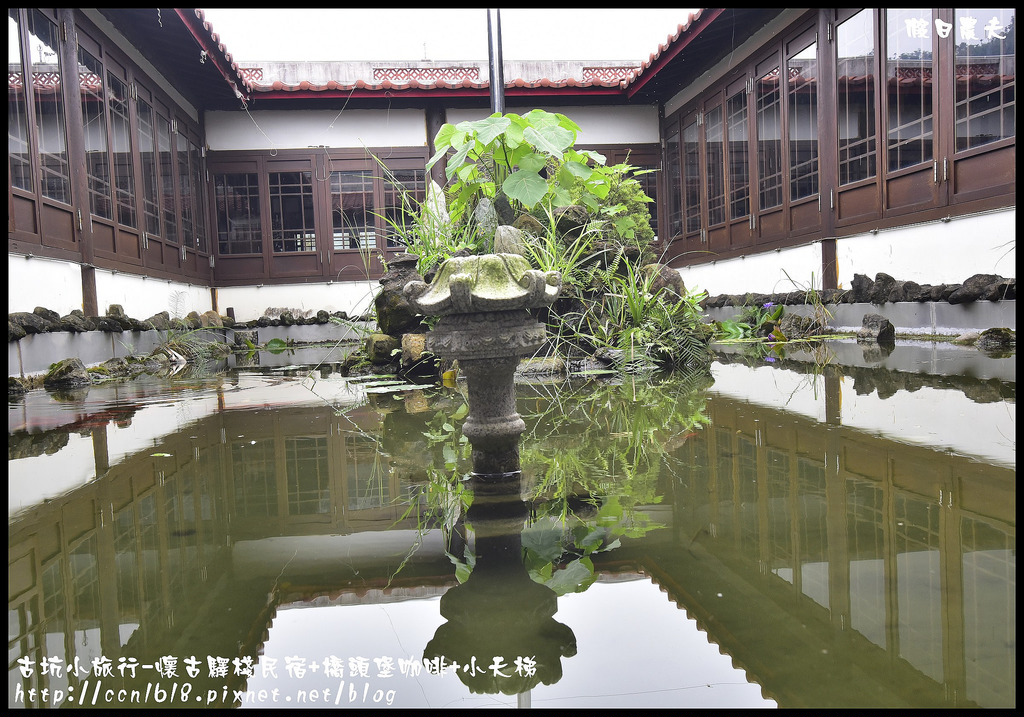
[193,9,717,100]
[374,66,481,82]
[582,66,640,82]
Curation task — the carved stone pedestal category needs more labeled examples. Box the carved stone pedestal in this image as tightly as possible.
[404,254,561,477]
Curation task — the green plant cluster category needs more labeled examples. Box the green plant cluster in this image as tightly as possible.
[400,372,714,593]
[516,374,712,593]
[717,301,785,341]
[388,109,713,372]
[427,110,615,221]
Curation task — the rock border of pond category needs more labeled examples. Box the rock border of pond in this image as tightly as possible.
[8,304,373,341]
[702,271,1015,309]
[8,268,1016,393]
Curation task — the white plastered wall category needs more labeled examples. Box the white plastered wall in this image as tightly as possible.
[216,282,378,323]
[834,208,1015,287]
[8,255,84,315]
[445,104,661,145]
[674,209,1016,297]
[7,255,214,318]
[674,242,825,297]
[94,270,213,319]
[204,108,428,151]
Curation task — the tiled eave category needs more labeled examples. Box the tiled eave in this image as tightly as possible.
[246,74,636,101]
[185,8,736,106]
[251,89,630,102]
[626,8,721,99]
[180,9,255,102]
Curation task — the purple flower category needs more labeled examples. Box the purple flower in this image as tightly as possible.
[763,302,774,309]
[765,356,776,363]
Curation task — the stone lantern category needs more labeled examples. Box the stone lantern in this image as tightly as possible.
[404,253,561,476]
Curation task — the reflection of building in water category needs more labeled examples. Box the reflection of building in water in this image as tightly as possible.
[8,400,422,705]
[8,375,1015,708]
[643,380,1015,708]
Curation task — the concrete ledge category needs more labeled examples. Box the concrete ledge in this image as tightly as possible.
[8,322,373,378]
[714,338,1015,383]
[706,300,1015,336]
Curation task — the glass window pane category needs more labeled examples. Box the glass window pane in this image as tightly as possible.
[347,437,388,510]
[665,129,682,237]
[789,41,819,200]
[837,10,877,184]
[886,9,934,171]
[727,90,749,219]
[78,47,111,219]
[269,171,316,252]
[682,119,701,233]
[705,106,725,226]
[178,130,194,246]
[286,437,330,516]
[8,10,33,191]
[189,140,208,253]
[27,9,71,204]
[331,170,375,250]
[136,99,161,236]
[232,439,277,517]
[382,168,425,249]
[954,8,1015,151]
[757,66,784,210]
[158,115,178,244]
[107,71,136,227]
[636,163,659,241]
[215,173,261,255]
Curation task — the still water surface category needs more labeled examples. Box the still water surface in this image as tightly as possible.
[8,347,1015,708]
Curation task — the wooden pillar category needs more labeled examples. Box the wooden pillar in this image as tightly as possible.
[425,103,448,188]
[60,9,98,315]
[81,265,99,316]
[821,237,838,291]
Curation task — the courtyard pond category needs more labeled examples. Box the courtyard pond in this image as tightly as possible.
[8,344,1015,709]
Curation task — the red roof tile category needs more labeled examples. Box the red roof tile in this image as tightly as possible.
[193,8,710,101]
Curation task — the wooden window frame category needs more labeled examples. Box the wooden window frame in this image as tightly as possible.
[208,147,429,286]
[8,9,213,284]
[660,8,1015,269]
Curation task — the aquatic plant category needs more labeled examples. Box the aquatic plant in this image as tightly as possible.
[515,371,712,593]
[425,109,619,223]
[378,109,714,374]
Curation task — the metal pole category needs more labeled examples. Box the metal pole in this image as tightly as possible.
[487,8,505,115]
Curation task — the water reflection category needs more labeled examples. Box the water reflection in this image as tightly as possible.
[7,352,1015,708]
[423,474,577,697]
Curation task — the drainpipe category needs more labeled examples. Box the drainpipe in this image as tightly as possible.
[487,9,505,115]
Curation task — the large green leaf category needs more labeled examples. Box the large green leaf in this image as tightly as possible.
[456,163,479,183]
[503,118,526,148]
[524,125,574,156]
[521,523,565,562]
[544,557,597,596]
[550,186,572,207]
[463,115,511,145]
[562,160,593,179]
[425,144,448,172]
[432,122,459,148]
[446,139,477,180]
[577,149,607,165]
[584,176,610,199]
[523,108,560,128]
[517,151,548,174]
[502,169,548,207]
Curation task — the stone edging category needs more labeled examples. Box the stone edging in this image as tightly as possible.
[701,272,1015,309]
